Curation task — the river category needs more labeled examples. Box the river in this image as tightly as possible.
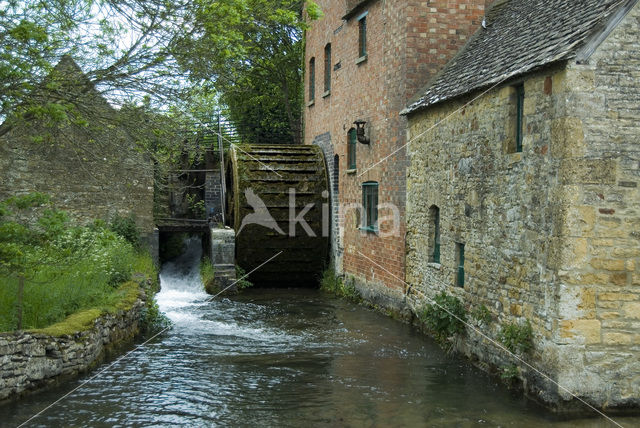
[2,238,638,427]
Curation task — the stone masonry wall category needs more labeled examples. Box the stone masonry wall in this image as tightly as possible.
[552,1,640,407]
[0,58,155,242]
[304,0,484,306]
[406,65,568,405]
[406,2,640,409]
[0,292,145,401]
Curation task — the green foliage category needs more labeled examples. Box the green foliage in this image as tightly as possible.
[109,214,141,248]
[200,258,216,291]
[420,291,467,343]
[0,193,143,331]
[174,0,322,144]
[186,194,206,220]
[235,265,253,290]
[139,298,171,337]
[471,304,492,325]
[320,267,361,302]
[500,364,520,381]
[498,319,533,355]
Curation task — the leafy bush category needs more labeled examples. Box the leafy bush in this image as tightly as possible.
[109,214,140,248]
[420,291,467,343]
[498,319,533,354]
[235,265,253,290]
[0,194,143,331]
[471,304,492,326]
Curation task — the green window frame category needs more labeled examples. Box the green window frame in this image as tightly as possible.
[362,181,378,232]
[309,57,315,101]
[515,84,524,152]
[358,16,367,58]
[430,206,440,263]
[348,128,357,169]
[456,242,465,287]
[324,43,331,92]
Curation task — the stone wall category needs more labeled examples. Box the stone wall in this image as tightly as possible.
[405,1,640,410]
[0,57,155,244]
[552,1,640,408]
[0,290,145,401]
[406,65,566,404]
[304,0,485,309]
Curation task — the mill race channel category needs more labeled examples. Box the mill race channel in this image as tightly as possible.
[3,238,639,427]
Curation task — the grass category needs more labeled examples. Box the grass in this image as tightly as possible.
[0,251,156,333]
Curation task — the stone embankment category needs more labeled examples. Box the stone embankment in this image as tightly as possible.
[0,284,146,401]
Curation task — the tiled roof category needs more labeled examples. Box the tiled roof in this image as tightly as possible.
[402,0,636,115]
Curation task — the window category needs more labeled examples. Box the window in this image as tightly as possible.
[324,43,331,93]
[455,242,465,287]
[309,57,315,102]
[347,128,357,169]
[333,154,339,195]
[358,15,367,58]
[429,206,440,263]
[362,182,378,232]
[515,83,524,152]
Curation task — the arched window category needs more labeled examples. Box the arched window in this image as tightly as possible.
[428,205,440,263]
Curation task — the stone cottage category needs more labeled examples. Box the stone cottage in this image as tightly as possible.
[0,56,156,249]
[403,0,640,410]
[304,0,486,308]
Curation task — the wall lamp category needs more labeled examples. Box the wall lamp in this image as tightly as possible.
[353,119,370,144]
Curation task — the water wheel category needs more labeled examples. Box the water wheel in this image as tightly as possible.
[225,144,329,287]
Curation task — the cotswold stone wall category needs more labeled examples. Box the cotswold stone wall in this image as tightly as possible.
[0,295,145,401]
[553,1,640,408]
[405,1,640,410]
[406,65,567,405]
[0,57,155,242]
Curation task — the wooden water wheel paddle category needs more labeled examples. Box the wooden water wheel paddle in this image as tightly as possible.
[225,144,329,287]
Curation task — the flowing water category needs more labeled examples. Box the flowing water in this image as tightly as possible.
[2,238,638,427]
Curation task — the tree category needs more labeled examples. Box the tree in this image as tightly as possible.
[174,0,322,145]
[0,0,188,134]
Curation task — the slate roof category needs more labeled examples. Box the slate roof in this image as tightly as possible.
[402,0,636,115]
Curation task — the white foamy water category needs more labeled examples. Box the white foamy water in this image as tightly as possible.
[157,237,209,324]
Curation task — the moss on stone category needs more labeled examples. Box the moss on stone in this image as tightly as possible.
[32,308,102,337]
[30,281,141,337]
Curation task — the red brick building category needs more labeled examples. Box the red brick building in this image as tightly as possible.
[304,0,486,307]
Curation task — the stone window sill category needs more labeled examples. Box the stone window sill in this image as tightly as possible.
[307,100,315,107]
[322,90,331,98]
[346,168,357,174]
[356,55,367,65]
[507,152,522,165]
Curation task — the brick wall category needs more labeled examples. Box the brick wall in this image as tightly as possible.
[304,0,484,304]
